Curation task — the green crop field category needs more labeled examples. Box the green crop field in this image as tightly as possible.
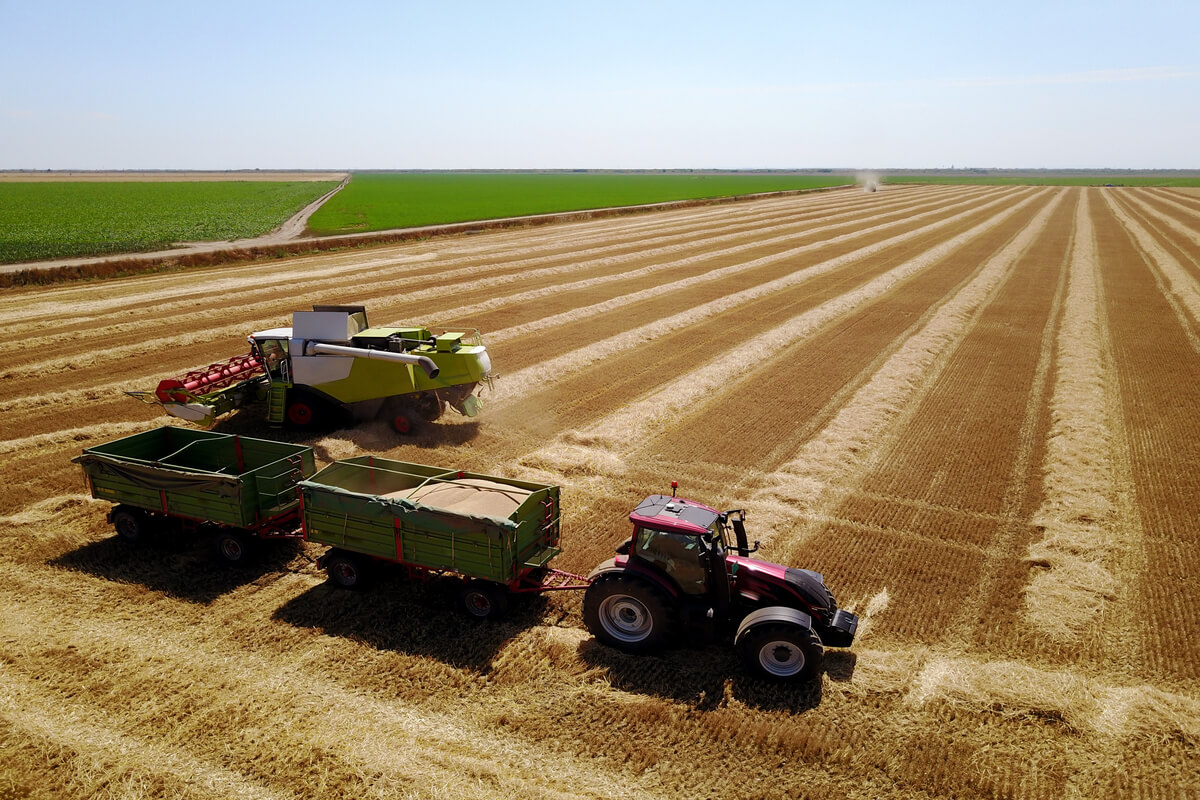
[0,181,338,264]
[884,174,1200,187]
[305,173,852,235]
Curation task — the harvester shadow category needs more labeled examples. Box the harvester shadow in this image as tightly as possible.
[273,576,546,672]
[208,408,483,450]
[576,642,857,712]
[50,534,304,605]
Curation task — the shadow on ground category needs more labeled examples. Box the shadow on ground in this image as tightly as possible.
[273,574,548,672]
[50,532,305,605]
[575,637,858,712]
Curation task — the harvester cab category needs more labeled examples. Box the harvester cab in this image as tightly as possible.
[130,305,493,433]
[583,489,859,681]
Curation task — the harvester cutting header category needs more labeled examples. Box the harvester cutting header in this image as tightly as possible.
[131,305,492,432]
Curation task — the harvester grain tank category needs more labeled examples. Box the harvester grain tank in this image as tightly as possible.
[132,305,492,432]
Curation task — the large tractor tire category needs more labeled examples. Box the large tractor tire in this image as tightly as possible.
[582,573,675,653]
[736,622,824,681]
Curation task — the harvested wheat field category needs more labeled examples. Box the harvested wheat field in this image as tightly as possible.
[2,184,1199,799]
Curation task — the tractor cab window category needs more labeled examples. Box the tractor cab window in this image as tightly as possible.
[635,527,708,595]
[256,339,290,383]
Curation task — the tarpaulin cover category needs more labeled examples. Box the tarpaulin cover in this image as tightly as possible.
[74,454,240,499]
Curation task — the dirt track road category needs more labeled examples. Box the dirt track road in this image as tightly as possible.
[2,185,1198,799]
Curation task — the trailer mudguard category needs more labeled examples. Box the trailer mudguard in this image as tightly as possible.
[735,606,814,644]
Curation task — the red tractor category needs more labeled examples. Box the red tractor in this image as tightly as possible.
[583,488,858,681]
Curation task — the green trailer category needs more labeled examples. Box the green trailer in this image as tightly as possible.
[74,426,316,562]
[300,456,587,618]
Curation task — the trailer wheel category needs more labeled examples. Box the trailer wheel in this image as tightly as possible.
[325,552,371,590]
[458,581,509,620]
[215,531,255,564]
[111,507,146,543]
[737,623,823,681]
[583,574,674,653]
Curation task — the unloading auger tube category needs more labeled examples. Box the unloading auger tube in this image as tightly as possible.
[304,341,439,378]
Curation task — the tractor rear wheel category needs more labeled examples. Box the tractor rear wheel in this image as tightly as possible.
[737,623,823,681]
[583,574,674,653]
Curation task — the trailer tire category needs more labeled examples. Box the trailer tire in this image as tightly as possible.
[215,531,255,565]
[583,574,674,653]
[325,552,371,590]
[111,507,146,543]
[737,622,823,682]
[458,580,508,620]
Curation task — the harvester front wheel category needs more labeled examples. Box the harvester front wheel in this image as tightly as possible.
[286,399,318,428]
[737,623,823,682]
[583,574,674,653]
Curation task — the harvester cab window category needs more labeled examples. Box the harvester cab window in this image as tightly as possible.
[258,339,290,383]
[635,528,708,595]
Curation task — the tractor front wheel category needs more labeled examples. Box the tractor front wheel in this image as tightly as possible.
[583,574,674,653]
[737,623,823,681]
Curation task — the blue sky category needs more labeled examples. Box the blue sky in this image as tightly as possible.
[1,1,1196,169]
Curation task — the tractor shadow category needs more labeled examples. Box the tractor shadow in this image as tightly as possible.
[50,533,305,605]
[575,640,858,713]
[273,576,547,672]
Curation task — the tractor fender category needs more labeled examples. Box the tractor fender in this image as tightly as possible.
[735,605,813,644]
[586,557,682,600]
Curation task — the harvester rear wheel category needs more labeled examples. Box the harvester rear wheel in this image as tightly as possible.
[583,574,674,653]
[737,623,823,681]
[416,392,445,422]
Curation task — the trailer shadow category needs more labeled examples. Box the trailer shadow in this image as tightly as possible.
[273,577,546,672]
[50,534,305,605]
[575,641,857,713]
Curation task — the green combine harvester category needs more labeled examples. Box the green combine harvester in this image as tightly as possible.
[131,305,492,432]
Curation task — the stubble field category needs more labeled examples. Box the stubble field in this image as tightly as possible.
[1,184,1197,799]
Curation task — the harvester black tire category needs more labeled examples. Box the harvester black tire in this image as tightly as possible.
[458,580,509,621]
[111,507,146,543]
[737,623,823,682]
[416,392,445,423]
[583,574,674,653]
[215,530,256,565]
[325,551,371,590]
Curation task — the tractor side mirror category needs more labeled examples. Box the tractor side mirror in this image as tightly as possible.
[615,540,631,556]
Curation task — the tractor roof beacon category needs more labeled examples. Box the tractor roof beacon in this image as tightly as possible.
[583,488,859,681]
